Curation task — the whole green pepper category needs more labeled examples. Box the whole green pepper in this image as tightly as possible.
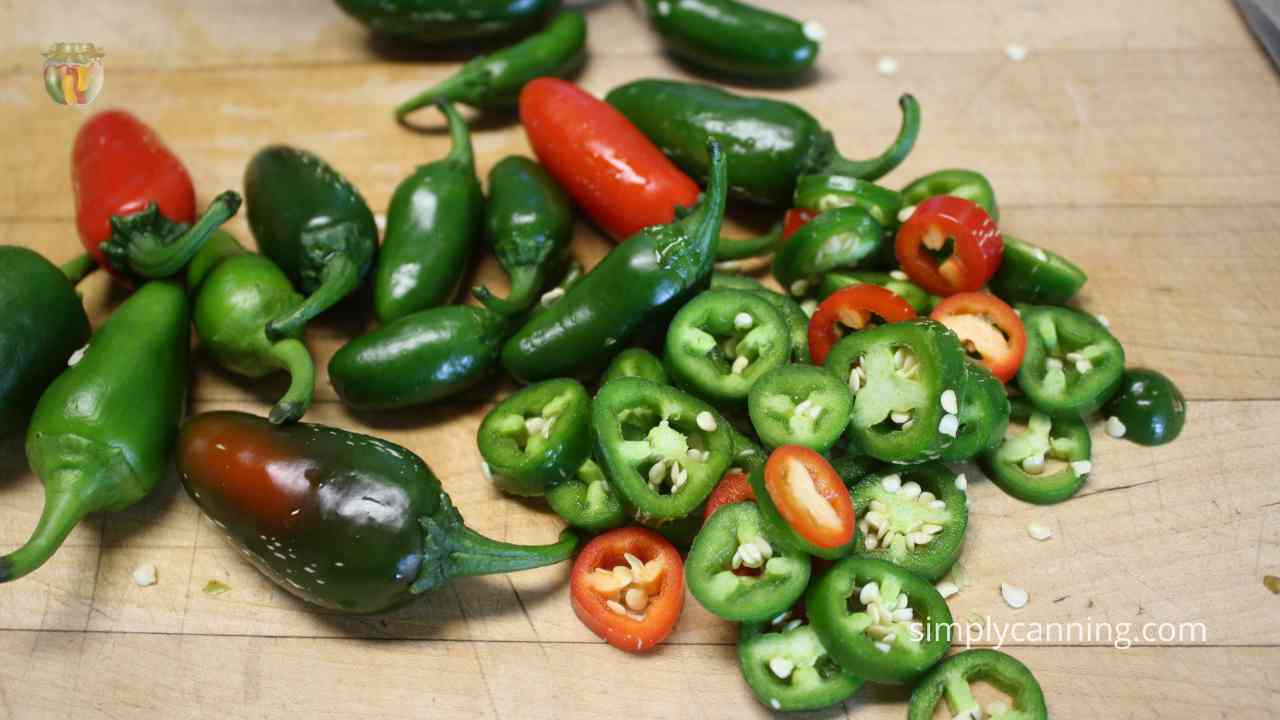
[0,282,189,582]
[641,0,821,82]
[606,79,919,205]
[177,411,577,614]
[375,102,484,324]
[501,141,728,383]
[0,248,93,438]
[245,145,377,341]
[189,231,316,424]
[396,12,586,117]
[330,305,507,410]
[473,155,573,317]
[335,0,560,44]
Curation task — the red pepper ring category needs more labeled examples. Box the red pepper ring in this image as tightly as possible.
[703,469,755,522]
[782,207,818,240]
[930,292,1027,383]
[807,284,917,365]
[570,527,684,653]
[895,195,1003,296]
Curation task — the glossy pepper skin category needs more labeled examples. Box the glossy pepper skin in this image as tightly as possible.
[477,379,591,496]
[177,411,578,614]
[772,205,887,292]
[900,169,999,221]
[395,12,586,117]
[1104,368,1186,446]
[245,145,378,341]
[988,235,1087,306]
[330,305,507,410]
[335,0,559,43]
[473,156,574,317]
[0,248,92,437]
[0,282,189,582]
[188,232,316,424]
[501,141,728,383]
[606,80,920,205]
[375,102,484,324]
[641,0,820,82]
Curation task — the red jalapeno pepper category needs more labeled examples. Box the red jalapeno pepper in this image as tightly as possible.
[930,291,1026,383]
[808,284,917,365]
[895,196,1003,296]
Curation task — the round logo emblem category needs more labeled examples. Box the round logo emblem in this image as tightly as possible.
[43,43,105,106]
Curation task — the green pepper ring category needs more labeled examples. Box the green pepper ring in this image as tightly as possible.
[980,397,1091,505]
[907,649,1048,720]
[686,502,811,622]
[747,364,852,452]
[664,289,791,404]
[737,620,864,712]
[850,463,967,582]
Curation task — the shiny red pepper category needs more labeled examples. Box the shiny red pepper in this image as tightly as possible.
[895,196,1003,296]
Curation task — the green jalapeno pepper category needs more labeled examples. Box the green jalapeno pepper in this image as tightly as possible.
[375,102,484,324]
[0,282,188,582]
[502,141,728,383]
[601,348,670,386]
[794,175,904,228]
[245,145,377,341]
[592,377,733,522]
[177,411,577,614]
[664,289,791,404]
[522,258,583,323]
[900,168,999,221]
[738,614,864,712]
[0,248,92,437]
[1018,305,1125,417]
[907,649,1048,720]
[980,398,1091,505]
[545,459,626,533]
[189,231,316,424]
[807,556,952,684]
[772,206,886,293]
[1103,368,1186,446]
[477,379,591,497]
[989,235,1087,306]
[850,464,966,582]
[335,0,560,44]
[687,502,810,621]
[472,155,573,317]
[641,0,820,82]
[748,364,851,452]
[606,80,919,205]
[396,12,585,117]
[939,362,1010,463]
[329,305,507,410]
[820,270,935,314]
[825,319,969,464]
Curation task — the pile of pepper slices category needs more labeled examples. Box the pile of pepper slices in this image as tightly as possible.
[0,1,1192,717]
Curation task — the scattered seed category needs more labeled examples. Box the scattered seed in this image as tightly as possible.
[940,389,958,415]
[624,587,649,612]
[936,581,959,599]
[1001,582,1029,609]
[1027,522,1054,541]
[131,563,157,587]
[899,481,922,500]
[876,55,899,76]
[1075,359,1093,374]
[731,355,750,375]
[772,611,792,626]
[790,279,809,296]
[889,270,908,281]
[783,619,803,632]
[848,366,864,393]
[938,413,960,437]
[891,410,913,425]
[874,641,892,654]
[1045,357,1064,371]
[1020,453,1046,474]
[539,287,566,307]
[929,499,946,510]
[67,345,88,367]
[770,699,781,711]
[1095,314,1110,328]
[987,701,1012,716]
[1071,460,1092,477]
[648,460,668,485]
[860,582,881,605]
[606,599,628,616]
[898,205,917,223]
[1005,44,1029,61]
[802,20,826,42]
[800,299,818,317]
[1106,416,1127,438]
[794,399,813,417]
[806,403,823,419]
[955,473,968,492]
[696,411,718,432]
[734,312,754,330]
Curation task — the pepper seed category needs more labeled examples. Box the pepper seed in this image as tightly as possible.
[1106,416,1127,438]
[940,389,958,415]
[696,411,718,432]
[733,312,754,330]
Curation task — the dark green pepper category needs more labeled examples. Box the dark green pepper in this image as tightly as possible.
[502,141,727,383]
[664,289,791,405]
[641,0,820,82]
[335,0,560,44]
[189,231,315,424]
[980,398,1092,505]
[686,502,810,622]
[0,248,92,437]
[396,12,586,116]
[820,270,934,315]
[601,348,670,386]
[545,459,626,533]
[606,79,919,205]
[752,288,812,364]
[747,364,852,452]
[908,649,1048,720]
[177,411,577,614]
[794,174,904,228]
[477,379,591,496]
[0,282,189,582]
[772,205,886,293]
[1103,368,1186,446]
[1018,305,1125,417]
[989,235,1088,306]
[472,155,573,317]
[939,361,1010,462]
[329,305,507,410]
[900,168,998,221]
[850,464,967,582]
[375,101,484,324]
[737,615,864,712]
[245,145,377,341]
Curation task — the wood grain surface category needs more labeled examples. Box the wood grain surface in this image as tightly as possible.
[2,1,1279,717]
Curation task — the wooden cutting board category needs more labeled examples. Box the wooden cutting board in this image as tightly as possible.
[1,1,1278,717]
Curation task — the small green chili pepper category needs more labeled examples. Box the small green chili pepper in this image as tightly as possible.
[989,235,1088,306]
[375,101,484,324]
[545,459,626,533]
[1103,368,1186,446]
[477,379,591,497]
[641,0,820,82]
[601,348,670,386]
[900,168,999,221]
[473,155,573,317]
[0,282,189,582]
[772,205,886,293]
[850,464,967,582]
[606,79,919,205]
[664,289,791,405]
[738,616,864,712]
[1018,305,1125,417]
[794,175,904,228]
[335,0,560,44]
[908,649,1048,720]
[687,502,810,622]
[820,270,934,315]
[245,145,377,341]
[748,364,852,452]
[396,12,586,117]
[980,398,1092,505]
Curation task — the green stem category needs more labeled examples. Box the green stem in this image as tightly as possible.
[265,338,315,424]
[473,267,543,318]
[395,73,473,120]
[715,222,784,261]
[265,253,360,342]
[127,191,242,279]
[59,253,97,285]
[0,474,91,583]
[437,100,475,170]
[823,94,920,182]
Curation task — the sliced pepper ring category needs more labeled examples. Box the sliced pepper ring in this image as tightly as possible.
[570,527,684,653]
[664,289,791,404]
[703,469,755,521]
[820,270,934,315]
[850,463,967,582]
[772,205,886,295]
[546,459,626,533]
[747,364,852,452]
[601,347,670,386]
[931,291,1026,383]
[750,446,857,559]
[895,195,1003,296]
[989,234,1087,306]
[793,174,904,228]
[1017,305,1125,417]
[980,397,1092,505]
[750,289,812,364]
[738,615,864,712]
[900,168,999,221]
[687,502,811,622]
[939,362,1011,463]
[808,283,917,365]
[477,378,592,497]
[907,649,1048,720]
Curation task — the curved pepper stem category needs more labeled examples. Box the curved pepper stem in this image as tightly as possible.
[715,222,784,262]
[395,72,479,121]
[265,241,362,342]
[473,266,543,318]
[411,494,578,594]
[0,472,91,583]
[102,191,242,280]
[822,94,920,182]
[265,338,315,425]
[59,252,97,286]
[437,100,475,170]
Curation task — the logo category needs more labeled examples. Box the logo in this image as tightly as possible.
[42,43,105,106]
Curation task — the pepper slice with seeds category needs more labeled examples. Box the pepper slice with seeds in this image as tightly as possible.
[570,527,684,653]
[477,378,592,497]
[807,556,953,684]
[593,377,733,522]
[1017,305,1125,417]
[980,398,1092,505]
[738,614,864,712]
[850,464,967,582]
[939,361,1011,463]
[989,234,1086,306]
[749,446,857,559]
[687,502,811,621]
[772,205,888,295]
[748,364,852,452]
[664,289,791,404]
[907,649,1048,720]
[546,459,626,533]
[600,347,670,386]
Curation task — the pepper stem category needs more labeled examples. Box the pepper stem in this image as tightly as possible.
[437,100,475,171]
[473,267,543,318]
[822,94,920,182]
[0,473,91,583]
[265,252,361,342]
[715,222,784,262]
[394,72,475,120]
[113,191,242,279]
[59,253,97,285]
[265,338,315,424]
